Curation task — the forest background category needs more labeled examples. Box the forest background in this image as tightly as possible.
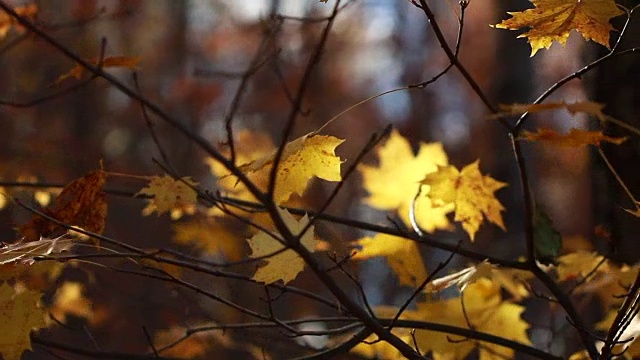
[0,0,639,359]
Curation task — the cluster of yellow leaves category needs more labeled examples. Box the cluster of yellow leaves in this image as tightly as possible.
[422,161,507,241]
[360,129,452,232]
[0,4,36,41]
[353,279,531,360]
[55,55,142,85]
[360,130,506,240]
[495,0,624,56]
[247,208,318,284]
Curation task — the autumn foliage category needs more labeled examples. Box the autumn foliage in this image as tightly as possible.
[0,0,639,359]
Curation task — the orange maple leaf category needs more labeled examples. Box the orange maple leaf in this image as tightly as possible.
[55,55,141,85]
[18,169,107,242]
[421,161,507,241]
[495,0,624,56]
[0,4,37,41]
[520,128,627,147]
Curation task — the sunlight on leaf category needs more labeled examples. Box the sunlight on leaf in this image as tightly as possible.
[208,131,343,206]
[494,0,624,56]
[415,279,531,359]
[520,128,627,147]
[137,175,198,216]
[247,208,317,284]
[360,129,453,232]
[0,283,46,360]
[239,133,344,204]
[421,160,507,241]
[351,233,427,288]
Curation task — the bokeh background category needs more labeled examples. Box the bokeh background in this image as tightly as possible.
[1,0,639,358]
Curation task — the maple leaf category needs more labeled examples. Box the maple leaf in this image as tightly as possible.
[557,251,608,282]
[494,0,624,56]
[239,133,344,204]
[205,130,275,210]
[0,4,37,41]
[0,283,46,360]
[421,160,507,241]
[55,55,142,85]
[18,169,107,242]
[489,100,607,121]
[351,233,427,288]
[208,131,343,205]
[49,282,93,323]
[520,128,627,147]
[173,218,244,261]
[413,279,532,359]
[360,129,453,232]
[137,175,198,216]
[246,208,317,284]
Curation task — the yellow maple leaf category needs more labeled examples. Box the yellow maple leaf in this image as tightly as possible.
[495,0,624,56]
[414,279,532,359]
[242,133,344,204]
[137,175,198,216]
[55,55,142,85]
[360,129,453,232]
[173,218,244,261]
[49,282,93,323]
[351,233,427,288]
[208,131,343,206]
[421,161,507,241]
[246,208,317,284]
[520,128,627,147]
[556,250,609,282]
[0,283,46,360]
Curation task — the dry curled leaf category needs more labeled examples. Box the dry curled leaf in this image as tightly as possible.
[520,128,627,147]
[18,169,107,242]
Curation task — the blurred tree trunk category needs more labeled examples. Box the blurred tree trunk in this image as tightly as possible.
[593,2,640,264]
